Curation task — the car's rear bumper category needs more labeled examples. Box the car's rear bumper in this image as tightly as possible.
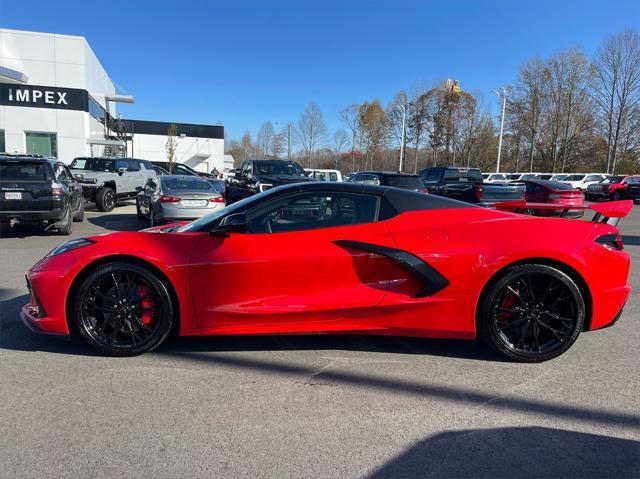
[0,208,65,224]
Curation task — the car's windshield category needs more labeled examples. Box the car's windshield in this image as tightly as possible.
[70,157,116,172]
[162,177,214,192]
[506,174,521,180]
[625,176,640,184]
[600,176,624,184]
[488,174,509,181]
[382,175,424,189]
[551,174,568,181]
[178,188,276,232]
[254,161,306,176]
[443,169,483,182]
[564,174,585,181]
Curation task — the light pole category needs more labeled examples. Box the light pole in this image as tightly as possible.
[397,104,407,172]
[493,87,509,173]
[275,122,292,160]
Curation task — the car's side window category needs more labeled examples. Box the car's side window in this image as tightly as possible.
[144,178,157,193]
[246,192,380,234]
[127,160,141,172]
[55,163,72,182]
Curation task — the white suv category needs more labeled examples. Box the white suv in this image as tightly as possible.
[562,173,610,190]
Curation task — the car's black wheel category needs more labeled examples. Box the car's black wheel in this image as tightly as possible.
[57,207,73,235]
[96,187,116,212]
[74,262,174,356]
[73,200,85,222]
[611,191,621,201]
[478,264,585,362]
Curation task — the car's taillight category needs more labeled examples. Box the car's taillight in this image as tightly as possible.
[475,184,483,201]
[51,187,63,197]
[209,196,224,203]
[160,195,181,203]
[596,233,624,251]
[418,188,429,194]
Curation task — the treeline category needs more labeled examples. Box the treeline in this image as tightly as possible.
[226,29,640,175]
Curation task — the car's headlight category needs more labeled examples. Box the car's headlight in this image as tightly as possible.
[258,183,274,192]
[46,238,95,258]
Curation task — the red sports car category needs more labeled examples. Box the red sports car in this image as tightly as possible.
[22,182,632,362]
[521,179,585,216]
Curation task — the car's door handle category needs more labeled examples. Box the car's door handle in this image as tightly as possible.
[333,240,449,297]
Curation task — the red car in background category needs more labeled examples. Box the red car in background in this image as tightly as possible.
[586,175,640,202]
[521,179,585,216]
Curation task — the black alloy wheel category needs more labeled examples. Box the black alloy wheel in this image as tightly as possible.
[75,262,174,356]
[479,264,585,362]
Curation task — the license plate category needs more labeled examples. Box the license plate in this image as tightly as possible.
[181,199,207,207]
[4,192,22,200]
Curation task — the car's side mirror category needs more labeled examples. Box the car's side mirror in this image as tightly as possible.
[117,167,127,176]
[210,213,247,237]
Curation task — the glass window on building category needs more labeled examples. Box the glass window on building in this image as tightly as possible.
[0,130,5,152]
[25,132,57,158]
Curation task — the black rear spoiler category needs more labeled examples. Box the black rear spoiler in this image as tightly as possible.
[492,200,634,227]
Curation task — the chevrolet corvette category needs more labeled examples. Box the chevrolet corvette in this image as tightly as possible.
[22,182,632,362]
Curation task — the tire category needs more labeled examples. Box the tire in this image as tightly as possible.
[96,187,116,212]
[57,207,73,235]
[611,191,621,201]
[136,200,144,220]
[478,264,585,362]
[74,261,175,356]
[73,200,85,222]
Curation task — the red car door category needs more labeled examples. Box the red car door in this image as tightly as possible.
[188,191,396,335]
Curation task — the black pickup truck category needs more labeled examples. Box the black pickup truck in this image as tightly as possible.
[419,167,525,204]
[225,159,312,204]
[0,154,84,234]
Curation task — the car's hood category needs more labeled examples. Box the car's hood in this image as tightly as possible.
[256,174,313,185]
[71,170,115,182]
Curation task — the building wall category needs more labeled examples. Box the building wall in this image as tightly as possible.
[0,29,116,162]
[130,134,225,172]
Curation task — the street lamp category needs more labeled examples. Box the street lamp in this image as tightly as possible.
[397,104,407,172]
[492,86,511,173]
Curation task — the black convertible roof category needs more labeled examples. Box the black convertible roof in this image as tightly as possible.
[259,181,472,212]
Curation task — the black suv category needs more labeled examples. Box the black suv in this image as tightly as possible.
[349,171,428,192]
[0,154,84,234]
[226,159,312,203]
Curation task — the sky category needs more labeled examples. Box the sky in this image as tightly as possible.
[2,0,639,141]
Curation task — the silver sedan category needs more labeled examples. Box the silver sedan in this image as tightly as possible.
[136,175,226,226]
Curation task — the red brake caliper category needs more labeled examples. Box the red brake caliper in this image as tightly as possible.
[138,284,155,325]
[498,291,517,325]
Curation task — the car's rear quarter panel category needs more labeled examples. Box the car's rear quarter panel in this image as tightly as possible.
[383,208,630,337]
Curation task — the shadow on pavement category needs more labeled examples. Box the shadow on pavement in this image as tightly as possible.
[87,213,146,231]
[367,427,640,478]
[2,292,639,429]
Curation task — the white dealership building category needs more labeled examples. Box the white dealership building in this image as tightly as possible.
[0,28,227,172]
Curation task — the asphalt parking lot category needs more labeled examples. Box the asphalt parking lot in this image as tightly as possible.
[0,201,639,478]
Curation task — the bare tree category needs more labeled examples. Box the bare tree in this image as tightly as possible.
[358,101,388,170]
[256,121,276,157]
[333,129,349,169]
[296,102,328,167]
[386,90,410,169]
[165,123,178,173]
[592,30,640,173]
[339,103,360,172]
